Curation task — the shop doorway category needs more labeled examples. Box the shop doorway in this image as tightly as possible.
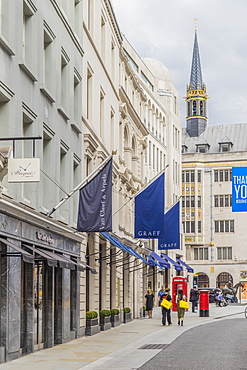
[33,261,44,350]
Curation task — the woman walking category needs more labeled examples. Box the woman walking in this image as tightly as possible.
[176,289,187,326]
[145,289,155,319]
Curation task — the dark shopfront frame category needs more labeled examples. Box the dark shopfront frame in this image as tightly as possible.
[0,213,82,363]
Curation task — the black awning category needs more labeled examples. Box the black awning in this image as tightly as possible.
[59,253,84,272]
[0,237,34,264]
[35,248,76,270]
[78,260,97,274]
[23,244,57,267]
[24,244,85,272]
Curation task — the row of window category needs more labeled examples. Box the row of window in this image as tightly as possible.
[182,169,232,183]
[182,194,232,209]
[182,195,201,208]
[182,142,232,154]
[214,220,234,233]
[145,142,166,172]
[194,247,232,260]
[214,194,232,208]
[183,221,202,234]
[183,220,235,234]
[214,169,232,182]
[182,170,201,183]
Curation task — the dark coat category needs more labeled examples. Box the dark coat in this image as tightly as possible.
[190,288,199,302]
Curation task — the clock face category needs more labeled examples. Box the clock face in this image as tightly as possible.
[8,158,40,182]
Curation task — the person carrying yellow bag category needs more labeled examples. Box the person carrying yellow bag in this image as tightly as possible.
[161,288,172,326]
[176,289,187,326]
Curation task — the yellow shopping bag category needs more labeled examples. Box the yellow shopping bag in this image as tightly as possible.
[161,299,172,309]
[179,300,189,309]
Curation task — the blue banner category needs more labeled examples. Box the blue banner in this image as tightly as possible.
[77,159,112,232]
[134,173,164,239]
[232,167,247,212]
[158,201,180,250]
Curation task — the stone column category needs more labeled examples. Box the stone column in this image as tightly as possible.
[44,264,54,348]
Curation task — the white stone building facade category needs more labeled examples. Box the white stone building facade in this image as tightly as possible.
[182,30,247,301]
[182,124,247,301]
[0,0,184,363]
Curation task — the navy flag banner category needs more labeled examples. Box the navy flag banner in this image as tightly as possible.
[158,201,180,250]
[77,159,112,232]
[134,173,165,239]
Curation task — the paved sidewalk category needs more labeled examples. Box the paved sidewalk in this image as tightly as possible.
[0,304,245,370]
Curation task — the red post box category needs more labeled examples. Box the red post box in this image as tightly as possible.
[199,290,209,317]
[172,276,188,311]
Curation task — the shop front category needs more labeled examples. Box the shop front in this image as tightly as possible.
[0,211,83,363]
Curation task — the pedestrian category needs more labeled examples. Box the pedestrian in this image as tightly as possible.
[176,289,187,326]
[158,285,167,306]
[190,286,199,313]
[145,288,155,318]
[161,288,172,326]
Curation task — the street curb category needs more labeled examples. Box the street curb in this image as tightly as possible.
[213,310,244,319]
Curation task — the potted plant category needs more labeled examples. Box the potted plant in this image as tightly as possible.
[85,311,100,336]
[110,308,120,327]
[143,305,146,318]
[99,309,112,331]
[123,307,132,323]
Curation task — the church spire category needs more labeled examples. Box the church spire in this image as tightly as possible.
[189,31,203,90]
[185,28,209,137]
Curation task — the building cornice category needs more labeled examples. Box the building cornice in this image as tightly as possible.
[182,160,247,167]
[0,197,85,242]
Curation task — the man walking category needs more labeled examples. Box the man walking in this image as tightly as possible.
[161,288,172,325]
[190,286,199,313]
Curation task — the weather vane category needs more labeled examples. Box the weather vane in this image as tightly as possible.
[194,18,198,31]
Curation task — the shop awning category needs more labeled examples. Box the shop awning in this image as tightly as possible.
[101,232,149,265]
[0,237,34,264]
[35,248,77,270]
[23,244,89,272]
[78,260,97,274]
[101,232,128,252]
[161,253,183,271]
[120,237,152,256]
[23,244,57,267]
[176,258,194,273]
[150,251,170,269]
[147,256,165,270]
[57,253,85,272]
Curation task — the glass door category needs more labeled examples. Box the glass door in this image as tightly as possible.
[34,261,44,350]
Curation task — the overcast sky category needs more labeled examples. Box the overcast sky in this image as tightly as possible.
[112,0,247,127]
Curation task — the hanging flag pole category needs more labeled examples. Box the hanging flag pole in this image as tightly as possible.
[164,196,182,213]
[47,153,114,217]
[112,165,169,216]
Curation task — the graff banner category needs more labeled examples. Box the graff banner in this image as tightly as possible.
[232,167,247,212]
[134,173,165,239]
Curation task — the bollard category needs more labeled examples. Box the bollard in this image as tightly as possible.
[199,289,209,317]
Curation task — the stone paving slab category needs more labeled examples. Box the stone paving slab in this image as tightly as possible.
[0,304,245,370]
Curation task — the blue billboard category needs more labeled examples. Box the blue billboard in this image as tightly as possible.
[232,167,247,212]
